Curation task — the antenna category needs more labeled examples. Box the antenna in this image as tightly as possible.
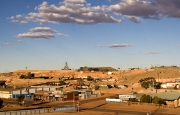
[63,62,70,70]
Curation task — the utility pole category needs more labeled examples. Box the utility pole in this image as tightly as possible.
[157,71,161,82]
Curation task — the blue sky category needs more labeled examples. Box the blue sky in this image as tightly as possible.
[1,0,180,72]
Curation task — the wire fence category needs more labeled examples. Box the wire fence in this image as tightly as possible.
[0,106,76,115]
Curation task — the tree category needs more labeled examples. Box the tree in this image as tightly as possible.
[87,76,93,81]
[154,82,162,89]
[20,75,26,79]
[17,95,25,106]
[27,72,34,79]
[152,96,164,105]
[0,98,3,109]
[95,85,99,90]
[139,77,161,89]
[141,82,150,89]
[59,81,66,85]
[140,94,151,103]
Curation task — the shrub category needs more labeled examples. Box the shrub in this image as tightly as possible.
[59,81,66,85]
[141,82,150,89]
[95,85,99,90]
[140,94,151,103]
[20,75,26,79]
[139,77,162,89]
[19,73,34,79]
[87,76,93,81]
[17,95,25,106]
[129,98,138,102]
[0,98,3,109]
[152,96,164,105]
[154,82,162,89]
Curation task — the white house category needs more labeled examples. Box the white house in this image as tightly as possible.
[161,82,180,89]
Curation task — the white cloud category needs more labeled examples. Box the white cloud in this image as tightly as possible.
[57,33,69,37]
[3,43,11,46]
[109,0,160,19]
[18,40,23,42]
[16,14,23,18]
[17,32,54,39]
[148,52,162,54]
[98,44,132,48]
[64,0,86,3]
[9,0,124,25]
[10,16,14,19]
[19,20,28,24]
[11,20,27,24]
[30,27,57,33]
[9,0,180,25]
[109,0,121,2]
[16,27,69,39]
[126,15,142,23]
[11,20,19,23]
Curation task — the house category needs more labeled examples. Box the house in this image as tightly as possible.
[117,85,128,89]
[0,86,25,98]
[119,94,136,102]
[108,72,113,75]
[98,84,112,89]
[0,86,56,99]
[161,82,180,89]
[0,90,12,99]
[60,76,70,80]
[175,79,180,83]
[34,90,49,101]
[106,94,137,103]
[148,91,180,108]
[64,90,93,99]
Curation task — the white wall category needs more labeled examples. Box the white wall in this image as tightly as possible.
[106,98,122,102]
[0,91,11,98]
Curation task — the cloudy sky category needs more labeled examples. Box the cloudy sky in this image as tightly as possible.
[1,0,180,72]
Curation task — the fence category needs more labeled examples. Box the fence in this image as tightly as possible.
[0,106,76,115]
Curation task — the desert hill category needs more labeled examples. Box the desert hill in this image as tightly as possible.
[0,67,180,94]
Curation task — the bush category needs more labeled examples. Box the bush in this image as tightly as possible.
[59,81,66,85]
[19,73,34,79]
[95,85,99,90]
[20,75,26,79]
[140,94,151,103]
[141,82,150,89]
[0,98,3,109]
[129,98,138,102]
[87,76,93,81]
[139,77,162,89]
[152,96,164,105]
[154,82,162,89]
[17,95,25,106]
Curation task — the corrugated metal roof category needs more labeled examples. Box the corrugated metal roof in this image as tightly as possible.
[148,91,180,100]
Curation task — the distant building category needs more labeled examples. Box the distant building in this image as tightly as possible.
[175,79,180,83]
[161,82,180,89]
[106,94,137,103]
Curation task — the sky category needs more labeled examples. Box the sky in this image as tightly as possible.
[1,0,180,72]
